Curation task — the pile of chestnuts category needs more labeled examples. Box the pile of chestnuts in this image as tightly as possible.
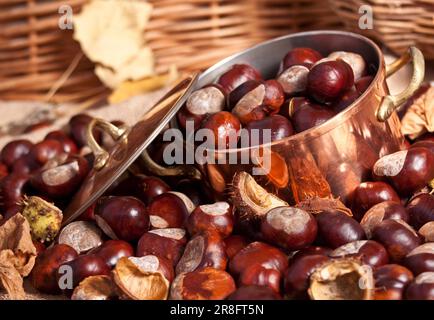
[177,47,374,148]
[0,46,433,301]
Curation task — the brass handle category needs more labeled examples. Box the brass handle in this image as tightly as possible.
[86,119,128,170]
[141,149,202,180]
[376,47,425,122]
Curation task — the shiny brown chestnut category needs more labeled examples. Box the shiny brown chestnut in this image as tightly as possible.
[261,206,317,251]
[352,181,400,221]
[328,51,366,81]
[112,174,171,206]
[277,65,309,96]
[405,272,434,300]
[330,240,389,268]
[239,265,282,293]
[175,231,227,275]
[68,114,102,148]
[224,235,250,260]
[227,285,281,300]
[229,80,284,124]
[284,254,330,299]
[200,111,241,149]
[170,267,236,300]
[30,244,78,294]
[187,201,234,238]
[307,60,354,104]
[290,246,332,264]
[94,196,150,242]
[372,219,422,262]
[403,243,434,275]
[30,155,89,198]
[373,148,434,196]
[374,264,414,300]
[406,193,434,230]
[12,154,40,175]
[28,139,64,166]
[360,201,410,238]
[0,173,29,210]
[281,47,323,70]
[148,192,194,229]
[243,115,294,146]
[217,64,262,95]
[1,139,33,168]
[136,228,187,266]
[417,132,434,143]
[410,140,434,154]
[229,242,288,278]
[91,240,134,269]
[419,222,434,242]
[57,254,111,296]
[290,100,336,133]
[45,130,78,155]
[315,210,365,249]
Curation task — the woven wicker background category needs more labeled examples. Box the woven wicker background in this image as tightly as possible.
[0,0,341,103]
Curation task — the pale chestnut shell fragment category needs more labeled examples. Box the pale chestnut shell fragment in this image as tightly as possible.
[71,275,117,300]
[419,222,434,242]
[308,259,374,300]
[58,221,103,254]
[112,257,170,300]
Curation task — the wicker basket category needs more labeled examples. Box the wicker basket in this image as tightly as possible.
[328,0,433,58]
[0,0,341,103]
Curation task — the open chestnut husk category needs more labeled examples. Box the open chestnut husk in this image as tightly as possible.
[308,258,374,300]
[373,148,434,196]
[71,275,118,300]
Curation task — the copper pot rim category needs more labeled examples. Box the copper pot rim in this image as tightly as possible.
[198,30,386,154]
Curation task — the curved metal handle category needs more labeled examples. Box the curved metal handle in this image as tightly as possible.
[141,149,202,180]
[86,119,128,170]
[376,47,425,122]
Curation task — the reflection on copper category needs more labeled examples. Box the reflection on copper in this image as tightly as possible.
[206,163,226,193]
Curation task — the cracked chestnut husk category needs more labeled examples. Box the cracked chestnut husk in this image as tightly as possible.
[308,258,374,300]
[71,275,118,300]
[231,171,288,223]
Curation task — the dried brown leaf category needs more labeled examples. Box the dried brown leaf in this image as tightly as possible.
[401,87,434,139]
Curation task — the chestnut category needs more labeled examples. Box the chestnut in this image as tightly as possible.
[91,240,134,269]
[58,254,111,296]
[30,244,78,294]
[372,219,422,262]
[94,196,150,242]
[360,201,410,238]
[261,206,317,251]
[239,265,282,293]
[419,222,434,242]
[243,114,294,146]
[277,65,309,96]
[405,272,434,300]
[113,174,171,206]
[30,154,89,198]
[355,76,374,94]
[351,181,400,221]
[187,201,234,238]
[328,51,366,81]
[148,192,194,229]
[45,130,78,154]
[0,173,29,210]
[290,99,336,133]
[229,242,288,277]
[224,235,250,260]
[406,193,434,230]
[217,63,262,95]
[315,210,365,249]
[290,246,332,263]
[12,154,40,175]
[307,60,354,104]
[403,243,434,275]
[137,228,187,266]
[71,275,117,300]
[374,264,414,300]
[69,113,102,148]
[28,139,65,166]
[373,148,434,196]
[1,139,33,168]
[281,47,323,70]
[284,254,330,299]
[330,240,389,268]
[58,221,103,254]
[170,267,236,300]
[128,255,174,282]
[227,285,281,300]
[229,80,284,124]
[176,231,227,274]
[200,111,241,149]
[410,140,434,154]
[417,132,434,143]
[174,179,211,207]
